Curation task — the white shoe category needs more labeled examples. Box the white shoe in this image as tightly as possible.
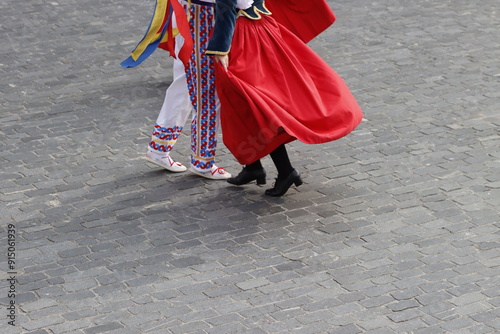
[145,151,187,172]
[189,165,231,180]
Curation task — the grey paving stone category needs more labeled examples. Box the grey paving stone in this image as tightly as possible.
[1,0,499,332]
[83,322,125,334]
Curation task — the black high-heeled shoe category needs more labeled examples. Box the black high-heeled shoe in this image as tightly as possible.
[227,167,266,185]
[265,169,302,197]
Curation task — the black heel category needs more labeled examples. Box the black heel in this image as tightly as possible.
[256,175,266,185]
[265,169,302,197]
[294,177,303,187]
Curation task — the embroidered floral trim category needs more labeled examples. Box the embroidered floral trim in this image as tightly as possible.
[240,1,272,20]
[205,49,230,55]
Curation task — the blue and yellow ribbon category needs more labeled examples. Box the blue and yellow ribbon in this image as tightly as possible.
[121,0,192,68]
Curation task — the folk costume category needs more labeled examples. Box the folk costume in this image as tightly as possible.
[122,0,231,179]
[206,0,363,167]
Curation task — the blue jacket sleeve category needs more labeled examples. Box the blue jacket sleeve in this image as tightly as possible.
[206,0,238,55]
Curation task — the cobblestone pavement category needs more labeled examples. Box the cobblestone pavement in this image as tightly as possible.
[1,0,499,333]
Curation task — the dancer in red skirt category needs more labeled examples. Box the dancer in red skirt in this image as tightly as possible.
[206,0,363,196]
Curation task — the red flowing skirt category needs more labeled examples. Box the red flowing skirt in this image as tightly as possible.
[215,15,363,165]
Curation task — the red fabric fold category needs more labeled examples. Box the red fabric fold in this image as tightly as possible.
[265,0,336,43]
[216,16,363,165]
[158,0,193,66]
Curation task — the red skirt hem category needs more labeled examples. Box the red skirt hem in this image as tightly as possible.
[216,16,363,165]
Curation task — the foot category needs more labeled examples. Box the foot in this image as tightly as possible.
[189,165,231,180]
[265,169,302,197]
[227,167,266,185]
[145,150,187,172]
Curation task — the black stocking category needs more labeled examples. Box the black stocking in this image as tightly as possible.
[245,160,263,171]
[269,144,294,179]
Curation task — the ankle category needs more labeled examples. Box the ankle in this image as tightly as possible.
[148,148,168,156]
[277,168,295,180]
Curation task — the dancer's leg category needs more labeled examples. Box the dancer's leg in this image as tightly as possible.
[269,144,294,179]
[185,3,230,179]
